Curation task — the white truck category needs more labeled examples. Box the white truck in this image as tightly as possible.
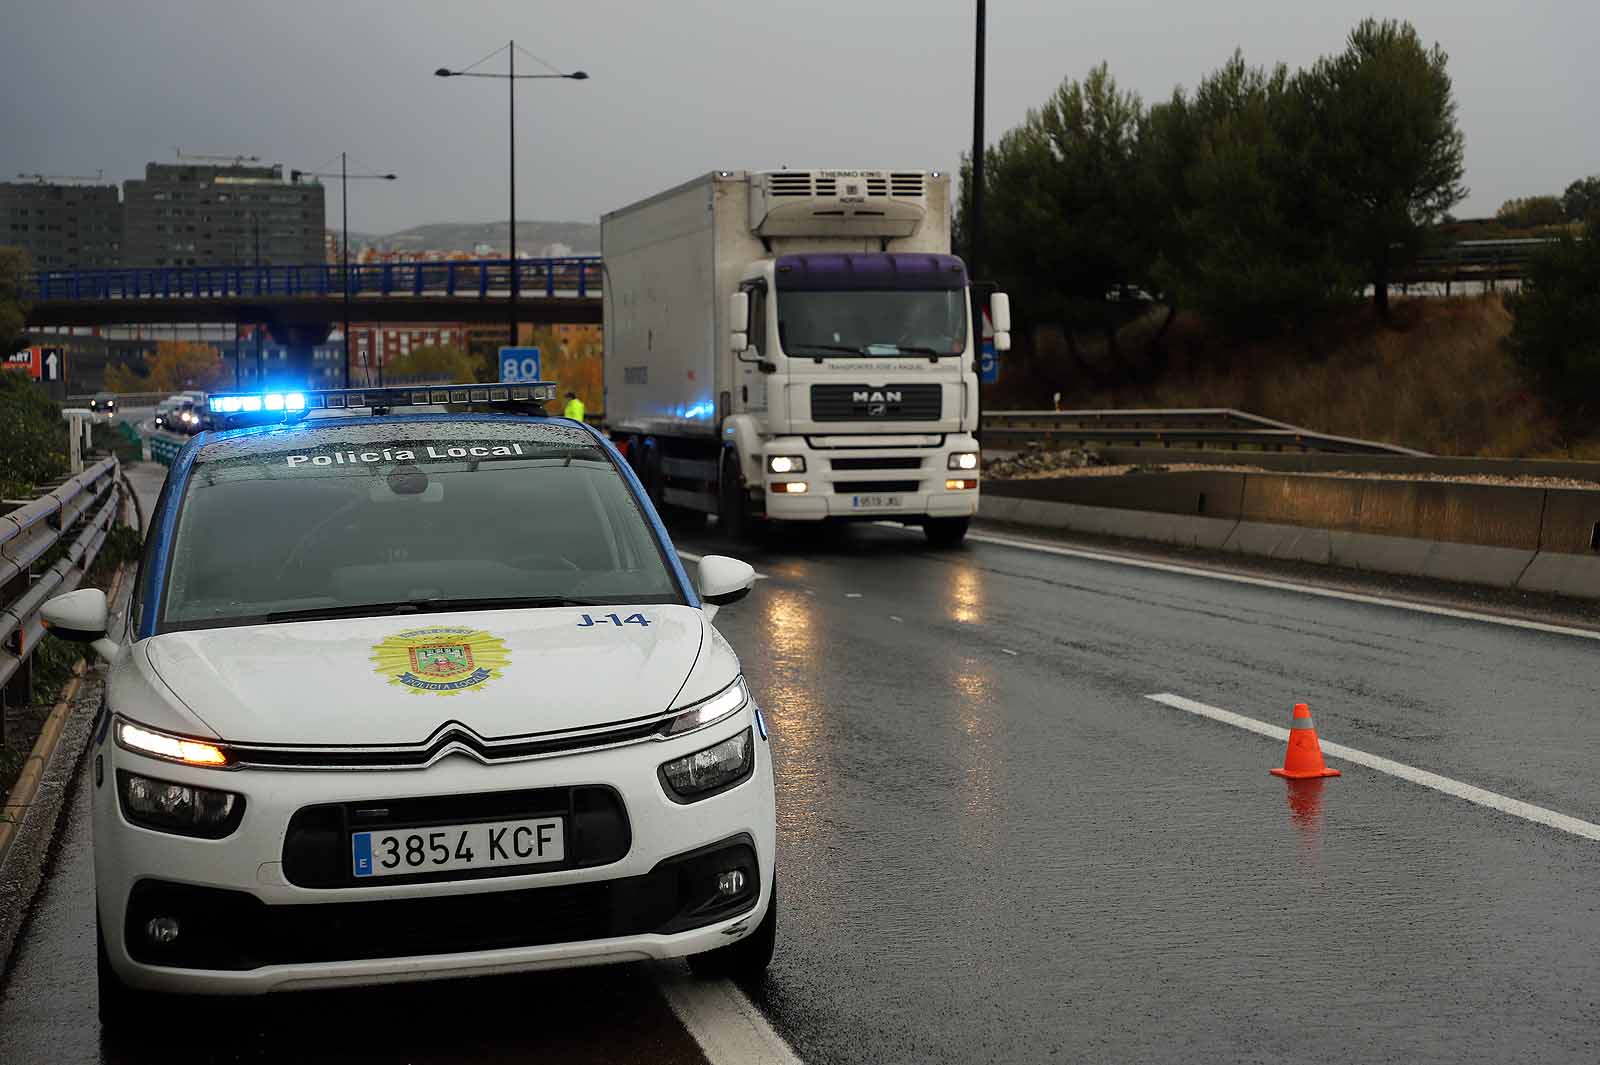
[601,168,1010,546]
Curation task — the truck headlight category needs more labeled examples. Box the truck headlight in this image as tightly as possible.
[948,452,979,470]
[766,455,805,474]
[117,770,245,838]
[659,728,754,802]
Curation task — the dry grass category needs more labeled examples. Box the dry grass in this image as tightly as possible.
[1054,296,1566,457]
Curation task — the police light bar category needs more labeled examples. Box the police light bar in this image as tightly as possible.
[209,383,558,416]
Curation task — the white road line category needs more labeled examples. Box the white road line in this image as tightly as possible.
[1145,693,1600,842]
[1001,648,1019,656]
[956,529,1600,643]
[889,615,903,623]
[655,965,805,1065]
[676,550,770,580]
[845,593,863,599]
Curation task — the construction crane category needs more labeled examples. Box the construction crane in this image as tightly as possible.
[15,170,105,184]
[172,149,262,166]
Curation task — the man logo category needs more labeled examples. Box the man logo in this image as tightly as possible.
[851,390,902,404]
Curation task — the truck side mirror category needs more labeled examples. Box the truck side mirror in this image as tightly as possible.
[731,331,749,354]
[729,290,750,330]
[989,292,1011,333]
[989,291,1012,353]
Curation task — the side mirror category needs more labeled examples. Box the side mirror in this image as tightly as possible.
[988,292,1011,334]
[698,555,755,620]
[993,331,1012,353]
[41,587,120,660]
[731,331,749,354]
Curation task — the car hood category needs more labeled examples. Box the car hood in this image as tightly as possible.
[143,606,707,746]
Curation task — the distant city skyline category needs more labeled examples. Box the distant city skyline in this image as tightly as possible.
[3,2,1597,235]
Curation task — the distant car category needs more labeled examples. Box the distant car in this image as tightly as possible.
[90,392,118,415]
[152,399,180,431]
[42,383,774,1014]
[179,391,211,431]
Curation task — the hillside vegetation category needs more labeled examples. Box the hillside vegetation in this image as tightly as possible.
[1020,296,1578,459]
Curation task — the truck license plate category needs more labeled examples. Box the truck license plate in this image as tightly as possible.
[850,495,900,509]
[352,817,565,878]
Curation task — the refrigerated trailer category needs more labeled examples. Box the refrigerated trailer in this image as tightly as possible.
[601,169,1010,546]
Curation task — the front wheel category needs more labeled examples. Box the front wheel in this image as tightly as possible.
[687,878,777,982]
[923,516,971,548]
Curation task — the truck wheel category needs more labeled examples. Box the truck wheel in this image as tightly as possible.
[923,516,970,548]
[687,878,777,983]
[718,452,751,541]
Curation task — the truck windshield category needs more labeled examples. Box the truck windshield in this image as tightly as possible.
[159,420,684,632]
[778,289,967,357]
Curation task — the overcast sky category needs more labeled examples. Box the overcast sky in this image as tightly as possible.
[3,1,1595,235]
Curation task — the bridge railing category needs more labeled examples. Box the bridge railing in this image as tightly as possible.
[981,408,1427,456]
[0,457,121,719]
[27,257,604,302]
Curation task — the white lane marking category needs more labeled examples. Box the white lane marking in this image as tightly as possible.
[952,528,1600,643]
[890,615,903,623]
[1001,648,1019,656]
[845,593,863,599]
[676,550,769,580]
[1145,693,1600,842]
[655,965,804,1065]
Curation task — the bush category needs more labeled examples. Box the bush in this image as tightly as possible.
[1506,220,1600,448]
[0,370,66,497]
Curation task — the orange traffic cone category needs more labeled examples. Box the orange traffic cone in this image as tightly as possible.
[1270,703,1341,779]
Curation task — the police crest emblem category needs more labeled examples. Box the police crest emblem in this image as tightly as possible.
[372,627,510,694]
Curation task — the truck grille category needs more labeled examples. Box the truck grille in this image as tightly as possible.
[810,384,941,422]
[830,456,923,471]
[832,480,921,494]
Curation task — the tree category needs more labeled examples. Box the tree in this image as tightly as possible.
[1496,195,1565,229]
[960,64,1149,375]
[1506,219,1600,449]
[1561,176,1600,222]
[382,344,476,383]
[1307,19,1466,318]
[0,246,32,357]
[147,341,230,393]
[104,361,148,392]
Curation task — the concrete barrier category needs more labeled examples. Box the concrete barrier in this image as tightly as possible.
[983,473,1600,600]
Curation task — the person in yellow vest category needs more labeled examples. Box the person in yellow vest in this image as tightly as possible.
[562,392,586,422]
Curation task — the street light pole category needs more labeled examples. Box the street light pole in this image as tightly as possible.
[435,43,588,355]
[292,158,396,388]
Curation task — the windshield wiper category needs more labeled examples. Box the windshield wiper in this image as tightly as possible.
[886,345,951,361]
[261,596,601,624]
[788,343,865,362]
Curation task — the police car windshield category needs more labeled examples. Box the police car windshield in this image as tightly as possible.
[159,420,684,631]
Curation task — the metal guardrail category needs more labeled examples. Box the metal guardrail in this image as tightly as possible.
[26,256,603,303]
[0,457,121,713]
[981,408,1428,456]
[66,392,167,408]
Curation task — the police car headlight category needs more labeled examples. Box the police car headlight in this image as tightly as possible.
[661,678,748,737]
[116,719,229,767]
[766,455,805,474]
[948,452,979,470]
[117,770,244,838]
[659,728,754,802]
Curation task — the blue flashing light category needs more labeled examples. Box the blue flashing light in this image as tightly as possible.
[264,394,285,412]
[284,393,306,412]
[682,402,715,421]
[241,396,262,413]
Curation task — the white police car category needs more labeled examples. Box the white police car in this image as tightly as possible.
[41,384,776,1013]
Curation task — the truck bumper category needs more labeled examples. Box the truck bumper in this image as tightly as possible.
[758,435,981,522]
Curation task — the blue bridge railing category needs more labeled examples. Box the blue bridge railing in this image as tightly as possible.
[27,257,604,302]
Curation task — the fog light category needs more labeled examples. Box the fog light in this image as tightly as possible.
[771,481,808,494]
[716,869,747,897]
[145,916,180,944]
[945,478,978,490]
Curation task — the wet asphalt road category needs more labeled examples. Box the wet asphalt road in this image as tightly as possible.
[4,503,1599,1063]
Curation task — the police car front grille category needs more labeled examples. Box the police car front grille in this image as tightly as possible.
[282,785,631,889]
[226,716,670,771]
[810,384,941,422]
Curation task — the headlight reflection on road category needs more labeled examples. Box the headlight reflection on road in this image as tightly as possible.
[949,565,984,625]
[761,590,827,842]
[951,660,1004,846]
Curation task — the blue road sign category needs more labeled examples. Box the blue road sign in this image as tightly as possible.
[979,340,999,384]
[499,346,542,383]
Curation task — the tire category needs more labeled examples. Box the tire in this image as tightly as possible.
[687,878,777,982]
[718,452,752,541]
[923,516,971,548]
